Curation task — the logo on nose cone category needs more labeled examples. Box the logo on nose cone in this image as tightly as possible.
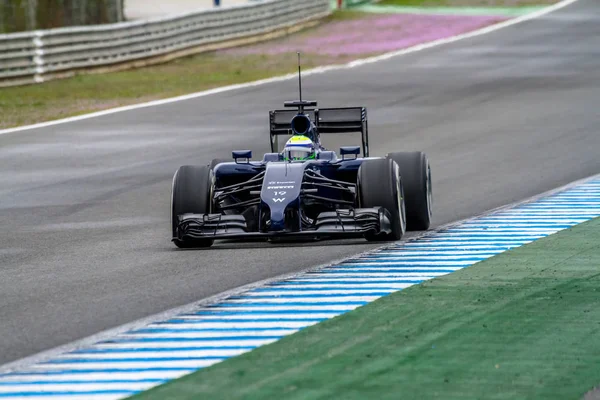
[273,198,286,203]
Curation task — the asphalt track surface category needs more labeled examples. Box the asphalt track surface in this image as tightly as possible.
[0,0,598,365]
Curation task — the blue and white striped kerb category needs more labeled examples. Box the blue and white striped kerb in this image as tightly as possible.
[2,178,600,399]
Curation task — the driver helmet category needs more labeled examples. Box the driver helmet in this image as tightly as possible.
[283,135,316,161]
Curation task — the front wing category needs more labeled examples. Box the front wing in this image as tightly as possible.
[174,207,392,242]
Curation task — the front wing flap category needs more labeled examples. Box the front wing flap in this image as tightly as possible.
[174,207,392,242]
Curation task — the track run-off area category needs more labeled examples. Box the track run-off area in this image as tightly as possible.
[0,0,599,392]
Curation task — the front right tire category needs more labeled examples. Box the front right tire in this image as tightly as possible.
[171,165,214,249]
[357,158,406,241]
[386,152,432,231]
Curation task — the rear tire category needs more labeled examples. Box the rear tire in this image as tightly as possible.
[357,158,406,241]
[171,165,214,248]
[386,152,432,231]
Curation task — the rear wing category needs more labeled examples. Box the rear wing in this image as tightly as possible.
[269,107,369,157]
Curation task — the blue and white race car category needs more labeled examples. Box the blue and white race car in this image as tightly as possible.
[171,99,432,248]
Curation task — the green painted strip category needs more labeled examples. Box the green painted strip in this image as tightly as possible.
[357,4,547,16]
[132,217,600,400]
[345,0,375,7]
[330,0,376,9]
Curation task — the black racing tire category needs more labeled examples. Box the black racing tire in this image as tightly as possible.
[171,165,214,249]
[386,151,432,231]
[357,158,406,241]
[209,158,229,170]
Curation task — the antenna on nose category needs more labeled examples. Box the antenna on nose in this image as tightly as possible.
[283,52,317,112]
[297,52,302,103]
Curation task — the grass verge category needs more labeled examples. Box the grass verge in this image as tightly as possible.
[132,217,600,400]
[0,7,513,130]
[0,11,364,130]
[0,52,346,129]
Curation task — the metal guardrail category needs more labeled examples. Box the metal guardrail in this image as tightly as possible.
[0,0,330,86]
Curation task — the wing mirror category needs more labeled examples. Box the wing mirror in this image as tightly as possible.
[340,146,360,159]
[232,150,252,163]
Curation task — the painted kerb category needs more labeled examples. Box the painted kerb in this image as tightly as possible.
[0,0,330,87]
[0,176,598,399]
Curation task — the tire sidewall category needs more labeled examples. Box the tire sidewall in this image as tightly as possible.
[358,158,406,241]
[171,165,213,247]
[394,161,407,237]
[386,151,432,231]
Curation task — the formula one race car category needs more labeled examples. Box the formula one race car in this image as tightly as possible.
[171,69,432,248]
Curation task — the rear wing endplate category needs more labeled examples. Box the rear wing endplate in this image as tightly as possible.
[269,107,369,157]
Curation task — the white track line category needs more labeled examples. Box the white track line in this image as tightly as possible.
[0,395,123,400]
[0,382,156,392]
[176,312,341,319]
[32,360,222,370]
[0,371,186,382]
[204,305,360,311]
[57,349,251,359]
[94,338,280,346]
